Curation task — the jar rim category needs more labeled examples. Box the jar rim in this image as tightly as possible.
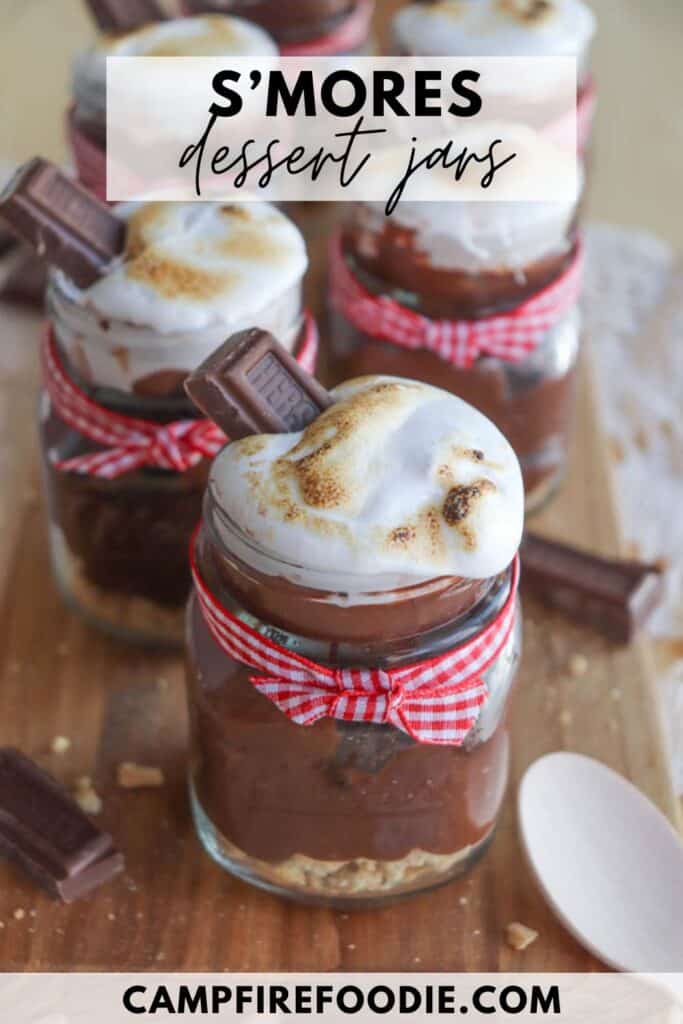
[203,488,494,601]
[193,515,515,664]
[47,270,306,349]
[48,271,168,345]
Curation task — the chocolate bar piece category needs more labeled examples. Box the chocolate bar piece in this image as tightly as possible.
[185,328,333,439]
[84,0,167,33]
[0,158,125,289]
[0,245,48,308]
[0,748,124,902]
[521,532,665,644]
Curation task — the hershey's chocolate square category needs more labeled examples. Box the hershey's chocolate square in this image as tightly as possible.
[0,158,125,289]
[185,328,332,439]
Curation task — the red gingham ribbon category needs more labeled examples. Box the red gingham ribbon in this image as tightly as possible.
[68,108,186,203]
[280,0,373,56]
[330,232,583,369]
[191,538,519,746]
[42,314,318,479]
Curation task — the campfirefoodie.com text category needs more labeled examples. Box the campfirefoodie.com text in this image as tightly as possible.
[122,983,562,1016]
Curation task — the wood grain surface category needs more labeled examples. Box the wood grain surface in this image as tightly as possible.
[0,0,680,975]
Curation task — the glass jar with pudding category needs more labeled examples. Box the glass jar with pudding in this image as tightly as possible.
[392,0,597,153]
[186,374,523,906]
[182,0,375,55]
[330,130,583,513]
[41,200,312,646]
[68,15,278,200]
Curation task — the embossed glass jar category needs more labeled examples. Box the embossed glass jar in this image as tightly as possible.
[186,496,521,907]
[330,199,582,514]
[68,15,279,199]
[41,247,309,646]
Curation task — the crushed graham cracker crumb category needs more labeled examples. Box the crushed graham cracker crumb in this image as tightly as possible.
[50,736,71,756]
[73,777,102,815]
[568,654,589,678]
[117,762,165,789]
[505,922,538,951]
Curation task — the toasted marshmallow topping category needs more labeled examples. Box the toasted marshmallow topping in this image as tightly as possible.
[104,14,278,58]
[394,0,595,66]
[57,201,307,333]
[210,376,524,591]
[50,202,307,391]
[73,15,277,120]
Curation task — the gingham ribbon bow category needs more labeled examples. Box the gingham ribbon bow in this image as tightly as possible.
[191,541,519,747]
[330,233,583,369]
[42,314,318,480]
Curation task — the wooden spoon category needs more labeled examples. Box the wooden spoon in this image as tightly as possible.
[519,752,683,971]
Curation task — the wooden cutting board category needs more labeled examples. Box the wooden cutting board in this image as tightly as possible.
[0,200,679,972]
[0,0,679,975]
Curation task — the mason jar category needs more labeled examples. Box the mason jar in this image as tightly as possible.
[330,191,582,514]
[391,0,597,152]
[68,14,279,200]
[392,0,596,70]
[186,493,521,908]
[182,0,374,53]
[40,200,311,646]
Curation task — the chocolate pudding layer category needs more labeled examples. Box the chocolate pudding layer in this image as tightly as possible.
[204,510,493,645]
[184,0,359,45]
[42,386,206,645]
[344,220,578,321]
